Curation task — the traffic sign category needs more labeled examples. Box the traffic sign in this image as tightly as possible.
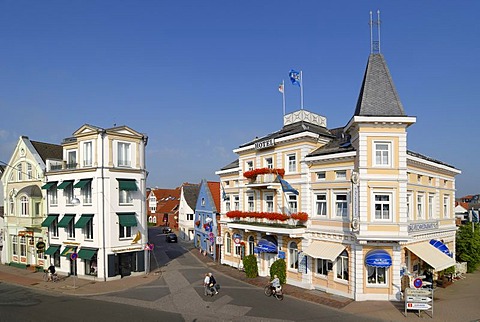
[413,278,423,288]
[406,296,432,303]
[209,232,214,238]
[70,252,78,260]
[407,302,431,310]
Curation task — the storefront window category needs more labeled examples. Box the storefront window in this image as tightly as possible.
[367,266,386,285]
[336,250,349,281]
[316,258,329,276]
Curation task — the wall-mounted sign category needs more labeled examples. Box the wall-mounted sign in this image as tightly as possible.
[408,222,438,232]
[255,138,275,150]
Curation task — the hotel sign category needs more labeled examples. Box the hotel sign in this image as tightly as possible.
[408,222,438,232]
[255,138,275,150]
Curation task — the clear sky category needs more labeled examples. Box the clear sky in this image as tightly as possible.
[0,1,478,197]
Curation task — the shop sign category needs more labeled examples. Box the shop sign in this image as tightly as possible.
[36,241,46,250]
[408,222,438,232]
[298,252,307,274]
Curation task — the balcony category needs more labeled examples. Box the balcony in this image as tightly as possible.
[5,215,45,228]
[244,168,284,189]
[225,211,308,235]
[49,162,78,172]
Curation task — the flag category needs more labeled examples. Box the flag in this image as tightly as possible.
[277,175,299,195]
[221,183,228,201]
[472,209,479,223]
[278,82,284,93]
[289,69,301,86]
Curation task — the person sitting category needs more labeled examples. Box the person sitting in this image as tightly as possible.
[270,274,281,294]
[47,264,56,281]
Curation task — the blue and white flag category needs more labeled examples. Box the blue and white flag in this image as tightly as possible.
[277,175,299,195]
[289,69,301,86]
[472,209,479,223]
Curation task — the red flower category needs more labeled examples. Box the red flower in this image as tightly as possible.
[225,211,308,222]
[243,168,285,179]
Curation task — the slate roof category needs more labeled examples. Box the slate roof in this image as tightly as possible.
[30,140,63,162]
[354,53,406,117]
[220,159,239,171]
[182,183,200,210]
[407,150,457,169]
[307,127,355,158]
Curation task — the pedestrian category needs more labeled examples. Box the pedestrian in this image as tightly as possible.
[204,273,211,296]
[208,272,219,295]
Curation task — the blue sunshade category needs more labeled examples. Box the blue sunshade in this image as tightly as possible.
[429,239,452,257]
[365,249,392,268]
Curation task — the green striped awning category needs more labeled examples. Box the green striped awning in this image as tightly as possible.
[73,179,92,189]
[74,214,94,229]
[61,246,77,257]
[45,245,61,256]
[41,214,58,227]
[117,179,137,191]
[57,214,75,228]
[78,248,98,260]
[57,180,74,190]
[41,182,57,190]
[117,213,137,227]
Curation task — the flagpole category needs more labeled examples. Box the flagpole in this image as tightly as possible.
[282,80,286,116]
[300,71,304,110]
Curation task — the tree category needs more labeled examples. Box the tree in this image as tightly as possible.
[456,223,480,273]
[269,259,287,284]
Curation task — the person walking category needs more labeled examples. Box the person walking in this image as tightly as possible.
[208,272,219,295]
[203,273,211,296]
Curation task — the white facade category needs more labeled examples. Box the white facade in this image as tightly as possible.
[43,125,148,281]
[178,184,198,241]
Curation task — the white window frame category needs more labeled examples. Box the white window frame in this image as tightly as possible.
[286,153,296,173]
[248,236,255,256]
[334,192,348,218]
[20,196,29,216]
[247,194,255,212]
[27,163,33,180]
[82,180,92,204]
[335,170,346,180]
[264,157,273,169]
[367,266,387,286]
[149,195,156,212]
[443,195,450,218]
[315,193,327,217]
[17,163,22,181]
[67,150,77,169]
[265,194,274,212]
[246,161,254,171]
[406,192,412,220]
[20,236,27,257]
[50,217,59,238]
[225,196,231,212]
[225,233,232,255]
[85,218,94,240]
[417,193,425,219]
[83,141,93,167]
[316,258,329,276]
[373,193,392,221]
[373,141,392,167]
[288,241,298,270]
[119,225,132,239]
[288,194,298,213]
[119,190,133,205]
[117,142,131,167]
[316,171,326,181]
[12,235,18,255]
[233,195,239,211]
[67,219,75,239]
[335,250,349,282]
[49,185,58,206]
[428,194,435,219]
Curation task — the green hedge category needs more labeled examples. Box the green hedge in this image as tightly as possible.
[243,254,258,278]
[269,259,286,284]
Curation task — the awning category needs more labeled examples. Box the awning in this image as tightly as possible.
[41,182,57,190]
[78,248,98,260]
[74,214,94,228]
[117,179,137,191]
[117,213,137,227]
[73,179,92,189]
[57,214,75,228]
[61,246,77,257]
[303,241,346,261]
[57,180,74,190]
[365,249,392,268]
[41,214,58,227]
[45,245,60,256]
[254,238,277,253]
[406,242,456,271]
[429,239,452,257]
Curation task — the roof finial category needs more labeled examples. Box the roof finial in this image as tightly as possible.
[369,10,381,54]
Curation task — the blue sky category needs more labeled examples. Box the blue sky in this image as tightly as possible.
[0,1,478,197]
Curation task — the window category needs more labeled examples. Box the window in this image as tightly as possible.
[335,170,346,180]
[316,171,326,180]
[187,214,194,220]
[265,194,274,212]
[34,202,40,216]
[288,195,298,213]
[27,164,33,179]
[119,190,133,204]
[315,193,327,216]
[20,236,27,257]
[248,236,255,256]
[118,142,131,167]
[12,235,18,255]
[428,194,435,219]
[67,150,77,169]
[235,244,241,256]
[288,242,298,270]
[234,195,239,211]
[225,196,231,212]
[374,141,391,166]
[374,194,391,220]
[287,154,296,173]
[336,250,349,281]
[316,258,329,276]
[246,161,254,171]
[67,219,75,239]
[149,195,156,212]
[83,141,92,167]
[85,218,94,240]
[119,224,132,238]
[49,185,58,206]
[225,233,232,254]
[65,184,74,204]
[9,196,14,215]
[265,157,273,169]
[335,193,348,217]
[443,195,450,218]
[406,192,412,219]
[417,193,425,219]
[201,198,205,206]
[247,194,255,211]
[82,181,92,204]
[20,196,29,216]
[367,266,386,285]
[17,164,22,181]
[50,217,59,238]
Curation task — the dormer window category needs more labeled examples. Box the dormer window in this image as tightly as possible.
[118,142,131,167]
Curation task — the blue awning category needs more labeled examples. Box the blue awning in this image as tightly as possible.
[254,238,277,253]
[365,249,392,268]
[429,239,452,257]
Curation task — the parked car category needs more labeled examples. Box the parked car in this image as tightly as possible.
[165,233,178,243]
[162,226,172,234]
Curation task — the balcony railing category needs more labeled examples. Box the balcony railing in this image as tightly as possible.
[49,162,78,172]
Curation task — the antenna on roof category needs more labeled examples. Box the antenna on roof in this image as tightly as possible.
[369,10,381,54]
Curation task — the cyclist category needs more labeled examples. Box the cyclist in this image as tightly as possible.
[270,274,281,294]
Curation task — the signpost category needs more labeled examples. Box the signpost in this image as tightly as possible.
[70,252,78,289]
[404,287,433,318]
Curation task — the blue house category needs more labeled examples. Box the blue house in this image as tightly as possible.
[193,180,220,261]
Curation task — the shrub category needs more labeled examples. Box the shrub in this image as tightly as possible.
[243,254,258,278]
[269,259,287,284]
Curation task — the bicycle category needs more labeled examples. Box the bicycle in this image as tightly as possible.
[43,270,59,282]
[264,284,284,301]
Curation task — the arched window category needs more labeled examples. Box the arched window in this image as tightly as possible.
[225,233,232,254]
[248,236,255,256]
[288,241,298,270]
[20,196,28,216]
[336,250,349,281]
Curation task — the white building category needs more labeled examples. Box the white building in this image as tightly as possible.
[178,183,200,241]
[42,124,148,281]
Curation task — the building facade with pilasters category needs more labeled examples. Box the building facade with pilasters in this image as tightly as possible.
[217,53,460,301]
